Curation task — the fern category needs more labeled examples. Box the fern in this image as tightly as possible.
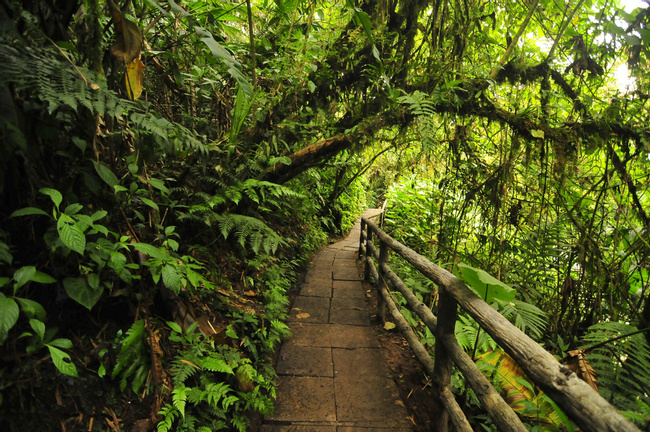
[0,45,211,156]
[580,322,650,412]
[215,213,286,254]
[157,405,179,432]
[230,415,248,432]
[173,385,191,417]
[197,356,233,375]
[500,299,549,341]
[171,358,200,387]
[112,320,150,393]
[398,90,439,154]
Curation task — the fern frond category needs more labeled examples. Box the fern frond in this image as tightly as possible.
[214,214,286,254]
[0,45,212,157]
[157,404,178,432]
[112,320,146,378]
[204,382,232,408]
[198,356,234,375]
[171,358,200,386]
[230,415,248,432]
[580,322,650,411]
[501,299,548,340]
[172,385,191,418]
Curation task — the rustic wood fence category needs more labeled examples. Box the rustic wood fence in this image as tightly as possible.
[359,215,640,432]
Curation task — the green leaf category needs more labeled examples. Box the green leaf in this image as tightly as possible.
[458,263,515,303]
[308,80,316,93]
[63,277,102,310]
[140,197,159,211]
[31,271,56,284]
[146,178,169,194]
[57,214,86,255]
[167,239,179,251]
[530,129,545,139]
[0,242,12,265]
[29,318,45,341]
[94,161,119,188]
[10,207,49,217]
[64,203,84,215]
[46,345,78,377]
[167,321,183,334]
[132,242,167,259]
[109,251,127,274]
[88,273,100,290]
[162,264,182,293]
[40,188,62,209]
[624,34,642,45]
[16,297,47,320]
[72,136,87,153]
[13,266,37,290]
[0,293,19,342]
[91,210,108,222]
[48,338,73,349]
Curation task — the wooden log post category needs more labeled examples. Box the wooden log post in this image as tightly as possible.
[432,286,458,432]
[376,239,389,323]
[362,219,372,281]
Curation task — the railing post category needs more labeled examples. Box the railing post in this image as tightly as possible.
[376,239,388,323]
[432,286,458,431]
[363,221,372,281]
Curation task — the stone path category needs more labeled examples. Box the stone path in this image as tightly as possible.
[261,210,413,432]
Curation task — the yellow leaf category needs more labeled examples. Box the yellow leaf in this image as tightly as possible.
[530,129,545,139]
[126,58,145,100]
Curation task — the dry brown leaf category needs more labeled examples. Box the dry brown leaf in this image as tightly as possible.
[55,383,63,406]
[235,366,255,392]
[295,312,311,319]
[146,323,165,387]
[566,349,598,392]
[108,0,143,64]
[130,419,153,432]
[179,358,201,369]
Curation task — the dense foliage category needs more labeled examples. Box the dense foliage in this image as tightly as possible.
[0,0,368,430]
[1,0,649,430]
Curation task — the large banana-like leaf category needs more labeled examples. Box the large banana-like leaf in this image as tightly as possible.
[476,349,573,431]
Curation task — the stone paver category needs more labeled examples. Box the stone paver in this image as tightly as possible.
[263,210,412,431]
[277,345,333,377]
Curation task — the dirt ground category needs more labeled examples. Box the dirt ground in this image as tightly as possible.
[362,280,436,432]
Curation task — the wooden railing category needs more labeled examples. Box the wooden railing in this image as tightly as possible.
[359,215,640,432]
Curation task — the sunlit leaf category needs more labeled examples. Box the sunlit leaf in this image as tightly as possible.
[458,263,515,303]
[125,57,145,100]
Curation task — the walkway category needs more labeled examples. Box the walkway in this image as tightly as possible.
[261,210,413,432]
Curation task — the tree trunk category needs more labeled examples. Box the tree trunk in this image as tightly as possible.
[261,135,353,184]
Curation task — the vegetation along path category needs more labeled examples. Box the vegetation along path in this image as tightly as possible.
[261,210,413,432]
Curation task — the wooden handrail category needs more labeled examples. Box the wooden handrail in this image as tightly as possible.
[359,216,640,432]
